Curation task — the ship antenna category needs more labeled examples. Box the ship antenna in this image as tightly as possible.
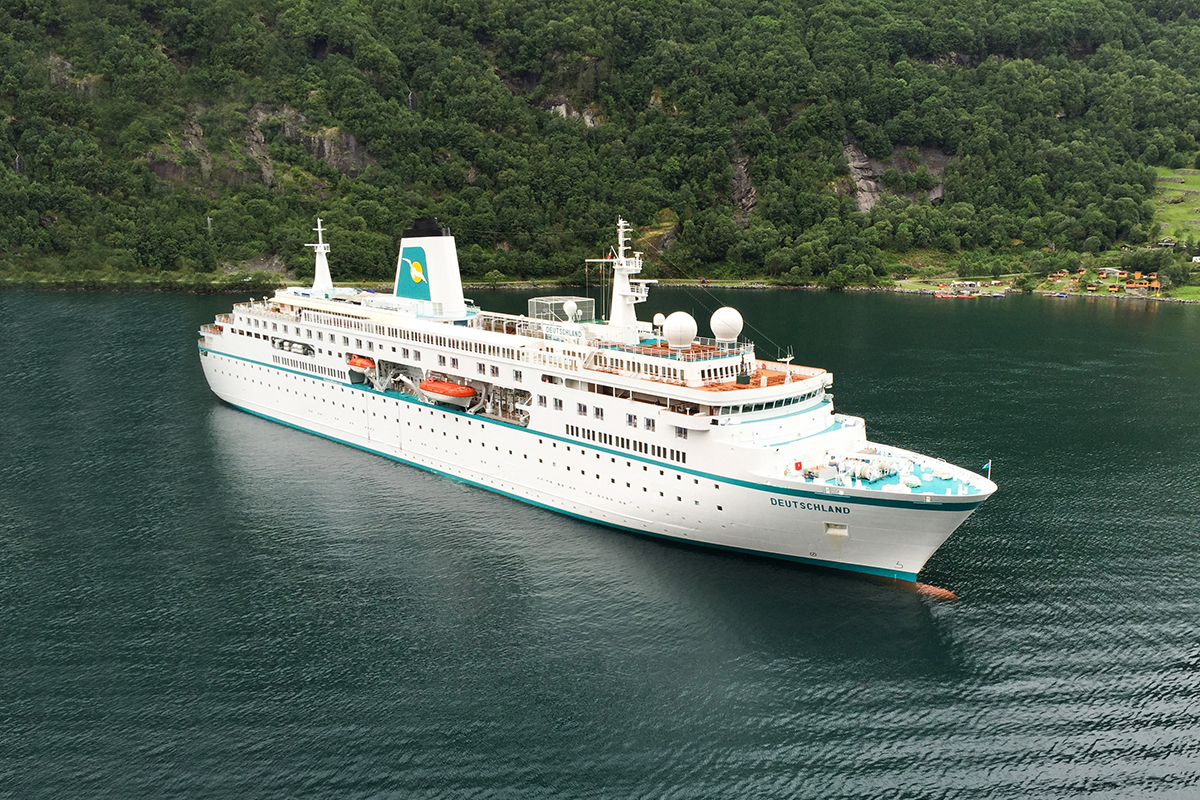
[306,217,334,295]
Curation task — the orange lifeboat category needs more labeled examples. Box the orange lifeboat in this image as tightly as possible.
[420,379,477,408]
[347,355,376,370]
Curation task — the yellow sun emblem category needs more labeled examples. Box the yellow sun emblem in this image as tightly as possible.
[410,261,425,283]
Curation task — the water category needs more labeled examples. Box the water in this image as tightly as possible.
[3,289,1199,798]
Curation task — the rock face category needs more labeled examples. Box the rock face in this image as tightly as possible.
[150,105,376,187]
[181,116,213,180]
[545,99,600,127]
[842,140,951,211]
[731,142,757,228]
[254,105,376,177]
[46,54,101,97]
[843,141,883,211]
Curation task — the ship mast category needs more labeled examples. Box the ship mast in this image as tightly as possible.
[306,217,333,296]
[586,218,654,345]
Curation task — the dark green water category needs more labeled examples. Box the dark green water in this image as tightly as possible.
[3,289,1199,798]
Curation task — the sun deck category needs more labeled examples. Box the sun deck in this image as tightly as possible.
[780,448,990,497]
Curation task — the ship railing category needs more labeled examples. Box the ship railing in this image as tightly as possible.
[599,336,753,363]
[529,350,582,371]
[757,359,825,379]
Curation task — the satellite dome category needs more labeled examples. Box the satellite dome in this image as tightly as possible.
[562,299,578,321]
[652,312,666,328]
[663,311,697,350]
[710,307,744,343]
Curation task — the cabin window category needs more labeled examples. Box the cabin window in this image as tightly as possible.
[594,407,604,420]
[402,348,410,358]
[577,403,587,416]
[645,418,655,432]
[343,336,349,345]
[306,329,312,338]
[513,370,522,382]
[537,395,547,407]
[413,350,421,361]
[356,339,362,347]
[627,414,637,427]
[272,323,277,331]
[675,427,688,440]
[490,366,499,377]
[438,355,446,366]
[451,357,458,369]
[478,363,486,374]
[554,399,563,411]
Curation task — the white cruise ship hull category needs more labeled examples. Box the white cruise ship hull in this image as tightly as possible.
[200,346,984,582]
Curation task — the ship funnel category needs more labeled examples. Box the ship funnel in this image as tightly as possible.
[394,217,467,319]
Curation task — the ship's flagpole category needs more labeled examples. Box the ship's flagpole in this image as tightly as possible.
[983,460,992,480]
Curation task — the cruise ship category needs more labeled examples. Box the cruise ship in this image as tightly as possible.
[198,218,996,582]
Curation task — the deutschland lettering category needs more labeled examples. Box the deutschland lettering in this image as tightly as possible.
[770,497,851,514]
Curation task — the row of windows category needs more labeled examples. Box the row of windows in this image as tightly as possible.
[270,355,345,380]
[718,390,822,416]
[242,313,526,375]
[563,425,687,464]
[400,329,517,362]
[700,364,739,381]
[595,353,684,380]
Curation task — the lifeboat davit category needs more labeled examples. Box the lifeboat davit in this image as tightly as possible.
[420,379,476,408]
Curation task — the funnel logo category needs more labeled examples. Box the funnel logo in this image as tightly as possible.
[396,245,431,301]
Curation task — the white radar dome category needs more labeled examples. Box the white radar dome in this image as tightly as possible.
[663,311,698,350]
[562,299,578,321]
[710,307,744,343]
[652,312,666,328]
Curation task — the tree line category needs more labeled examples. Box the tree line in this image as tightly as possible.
[3,0,1200,286]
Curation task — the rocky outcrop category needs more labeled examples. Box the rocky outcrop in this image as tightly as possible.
[149,105,376,188]
[46,54,102,97]
[842,141,951,211]
[843,141,883,211]
[243,109,274,185]
[731,142,757,228]
[253,105,376,177]
[545,99,600,127]
[181,116,213,180]
[636,208,681,256]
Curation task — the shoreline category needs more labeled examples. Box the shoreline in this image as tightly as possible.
[3,274,1196,304]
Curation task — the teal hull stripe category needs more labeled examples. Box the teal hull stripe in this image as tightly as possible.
[199,345,983,513]
[221,399,921,583]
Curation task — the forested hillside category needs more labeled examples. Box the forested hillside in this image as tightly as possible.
[5,0,1200,285]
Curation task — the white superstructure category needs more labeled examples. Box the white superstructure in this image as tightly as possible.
[198,218,996,582]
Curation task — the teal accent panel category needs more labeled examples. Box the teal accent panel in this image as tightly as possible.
[396,245,432,301]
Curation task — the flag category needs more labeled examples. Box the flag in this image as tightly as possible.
[982,460,992,471]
